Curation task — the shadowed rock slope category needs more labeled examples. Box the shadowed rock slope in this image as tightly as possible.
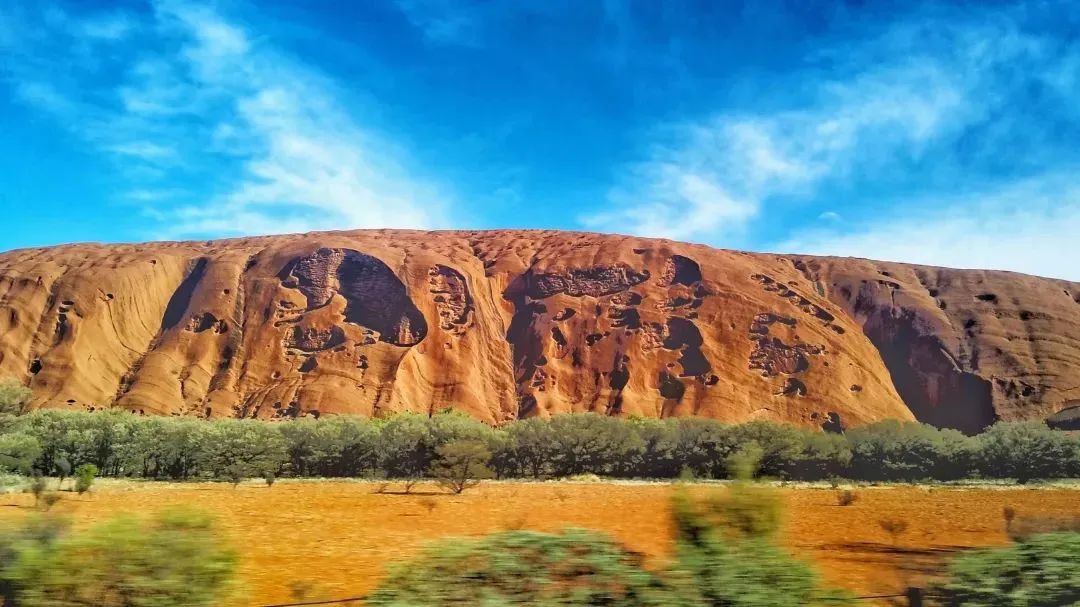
[1,230,1076,431]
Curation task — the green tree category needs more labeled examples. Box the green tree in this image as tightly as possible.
[377,414,434,490]
[279,416,380,477]
[0,433,41,474]
[726,422,804,479]
[368,529,669,606]
[125,417,207,480]
[622,418,679,478]
[669,418,737,479]
[55,458,71,490]
[74,463,98,495]
[0,509,236,606]
[197,419,287,483]
[848,421,976,481]
[547,413,644,477]
[0,379,32,416]
[977,422,1076,482]
[500,417,556,478]
[430,440,493,494]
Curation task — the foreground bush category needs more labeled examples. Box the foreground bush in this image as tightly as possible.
[372,475,848,606]
[668,463,848,607]
[935,532,1080,606]
[368,529,670,606]
[0,509,236,606]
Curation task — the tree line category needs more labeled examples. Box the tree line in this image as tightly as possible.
[2,403,1078,483]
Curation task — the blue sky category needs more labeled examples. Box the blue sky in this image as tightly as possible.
[1,1,1078,280]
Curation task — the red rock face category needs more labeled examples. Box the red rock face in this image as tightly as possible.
[791,256,1080,433]
[1,230,1076,431]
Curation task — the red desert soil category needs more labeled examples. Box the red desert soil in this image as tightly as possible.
[3,229,1079,433]
[3,481,1078,604]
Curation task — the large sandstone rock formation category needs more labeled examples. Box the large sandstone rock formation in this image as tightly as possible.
[0,230,1076,431]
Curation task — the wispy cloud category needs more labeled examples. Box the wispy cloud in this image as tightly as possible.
[1,0,450,238]
[583,59,966,241]
[78,11,137,41]
[779,174,1080,281]
[584,3,1080,264]
[395,0,484,47]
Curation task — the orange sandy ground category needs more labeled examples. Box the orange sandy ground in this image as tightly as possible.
[2,481,1078,605]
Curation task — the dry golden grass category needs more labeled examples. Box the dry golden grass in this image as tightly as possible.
[2,480,1078,604]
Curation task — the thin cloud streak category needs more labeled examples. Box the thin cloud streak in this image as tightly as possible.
[583,59,965,242]
[778,174,1080,281]
[584,3,1080,280]
[2,0,451,239]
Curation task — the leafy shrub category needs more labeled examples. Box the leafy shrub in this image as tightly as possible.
[368,529,669,606]
[430,439,492,494]
[669,487,847,606]
[836,490,858,507]
[878,518,909,546]
[418,497,438,514]
[935,532,1080,605]
[74,463,98,495]
[0,433,41,474]
[0,509,236,606]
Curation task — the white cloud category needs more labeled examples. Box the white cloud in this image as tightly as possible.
[396,0,483,46]
[583,59,965,242]
[778,175,1080,281]
[107,142,177,161]
[584,5,1078,269]
[3,0,451,238]
[142,2,449,235]
[13,81,75,114]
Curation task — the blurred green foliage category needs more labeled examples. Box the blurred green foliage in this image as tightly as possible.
[0,379,32,417]
[371,481,849,606]
[0,509,236,607]
[935,532,1080,606]
[369,528,671,606]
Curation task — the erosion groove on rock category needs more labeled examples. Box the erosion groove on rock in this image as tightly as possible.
[1,230,1077,430]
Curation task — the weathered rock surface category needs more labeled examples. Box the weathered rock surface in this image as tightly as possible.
[0,230,1076,430]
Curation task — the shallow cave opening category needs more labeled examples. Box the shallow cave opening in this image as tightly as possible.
[864,311,996,434]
